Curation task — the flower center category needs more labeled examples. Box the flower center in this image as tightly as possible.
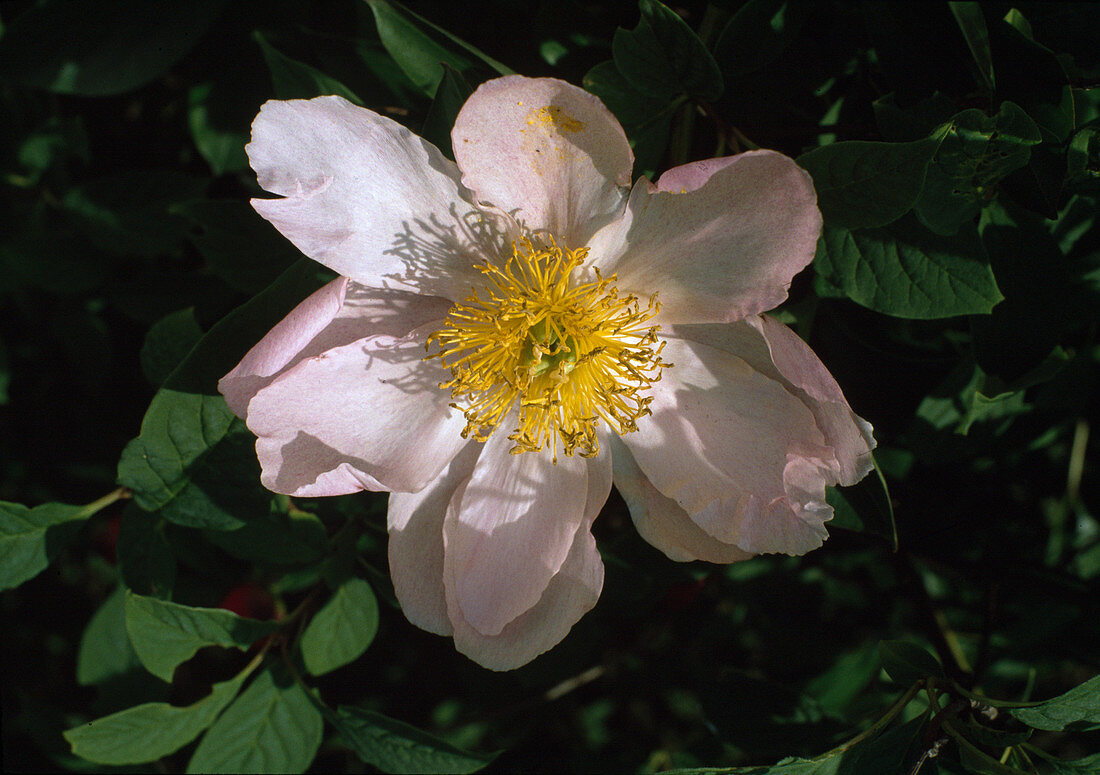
[426,237,670,461]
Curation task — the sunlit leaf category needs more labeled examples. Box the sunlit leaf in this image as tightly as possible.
[186,668,323,774]
[124,592,277,683]
[301,576,379,676]
[64,669,249,765]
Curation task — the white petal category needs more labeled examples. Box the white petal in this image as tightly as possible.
[220,280,452,420]
[248,96,510,300]
[621,333,836,555]
[609,435,753,563]
[445,447,610,671]
[587,150,821,323]
[387,443,482,636]
[245,323,467,495]
[452,75,632,246]
[442,431,590,637]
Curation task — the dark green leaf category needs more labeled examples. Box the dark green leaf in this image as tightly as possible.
[797,132,946,230]
[186,667,323,774]
[879,640,944,684]
[1,500,91,591]
[583,60,676,177]
[365,0,510,98]
[117,505,176,599]
[172,199,303,294]
[124,592,277,683]
[61,171,207,256]
[914,102,1041,235]
[814,217,1002,319]
[825,458,897,550]
[1030,752,1100,775]
[421,64,473,161]
[139,308,203,387]
[990,18,1073,142]
[327,704,498,774]
[117,260,329,523]
[254,31,363,105]
[76,586,141,687]
[664,714,927,773]
[0,0,225,96]
[713,0,809,76]
[916,362,1029,436]
[1010,675,1100,732]
[64,669,249,765]
[613,0,722,101]
[187,82,250,176]
[301,577,379,676]
[204,507,328,566]
[949,2,994,90]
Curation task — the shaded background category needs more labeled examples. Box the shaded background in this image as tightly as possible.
[1,1,1098,772]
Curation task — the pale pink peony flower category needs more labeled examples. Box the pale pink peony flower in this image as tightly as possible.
[219,75,875,670]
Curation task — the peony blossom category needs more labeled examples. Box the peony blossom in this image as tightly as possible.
[219,75,875,670]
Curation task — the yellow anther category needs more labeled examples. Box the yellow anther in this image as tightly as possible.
[426,237,669,462]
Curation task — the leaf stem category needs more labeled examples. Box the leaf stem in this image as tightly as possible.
[76,487,130,520]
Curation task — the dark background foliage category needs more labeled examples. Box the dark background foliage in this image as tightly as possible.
[1,1,1098,773]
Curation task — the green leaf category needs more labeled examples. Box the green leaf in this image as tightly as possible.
[796,132,946,230]
[64,668,250,765]
[713,0,809,76]
[813,216,1003,319]
[302,577,379,676]
[665,714,927,774]
[187,82,250,176]
[326,704,498,774]
[973,202,1093,382]
[254,31,363,105]
[583,60,676,177]
[124,592,277,683]
[172,199,302,294]
[61,170,207,256]
[825,457,897,550]
[76,586,141,687]
[878,640,944,685]
[914,102,1042,235]
[613,0,723,101]
[1030,751,1100,775]
[117,260,329,522]
[420,64,473,161]
[1,499,99,591]
[139,308,203,387]
[1010,675,1100,732]
[365,0,511,98]
[916,362,1029,436]
[117,505,176,598]
[187,667,323,774]
[204,507,328,566]
[949,2,994,90]
[0,0,225,96]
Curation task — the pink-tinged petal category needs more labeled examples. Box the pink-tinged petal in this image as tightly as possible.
[443,429,590,637]
[452,75,633,246]
[220,280,453,420]
[245,323,466,496]
[447,514,604,671]
[621,334,838,555]
[672,316,875,485]
[387,443,483,637]
[750,316,875,485]
[444,448,610,671]
[248,96,504,300]
[609,436,753,564]
[587,150,821,323]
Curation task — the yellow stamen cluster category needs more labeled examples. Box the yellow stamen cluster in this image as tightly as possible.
[426,238,670,461]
